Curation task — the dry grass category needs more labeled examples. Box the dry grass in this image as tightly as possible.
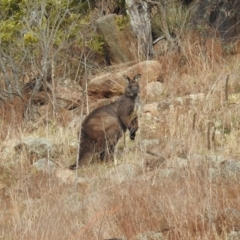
[1,159,240,240]
[1,34,240,240]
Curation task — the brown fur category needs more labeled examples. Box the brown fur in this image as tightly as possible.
[69,74,141,169]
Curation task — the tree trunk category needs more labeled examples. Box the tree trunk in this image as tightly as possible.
[126,0,154,59]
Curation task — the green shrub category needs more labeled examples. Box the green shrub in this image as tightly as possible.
[115,15,130,31]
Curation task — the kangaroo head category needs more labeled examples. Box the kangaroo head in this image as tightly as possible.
[123,74,141,98]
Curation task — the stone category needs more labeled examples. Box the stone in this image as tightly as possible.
[220,159,240,181]
[87,60,162,102]
[96,14,138,63]
[15,137,56,161]
[32,158,57,172]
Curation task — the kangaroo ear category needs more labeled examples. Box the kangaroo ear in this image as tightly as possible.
[134,74,141,82]
[123,75,130,82]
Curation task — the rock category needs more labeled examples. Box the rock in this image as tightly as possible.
[103,61,137,73]
[15,137,56,162]
[206,156,240,182]
[88,96,119,112]
[32,158,57,172]
[220,159,240,181]
[96,14,138,63]
[87,60,162,102]
[147,82,164,103]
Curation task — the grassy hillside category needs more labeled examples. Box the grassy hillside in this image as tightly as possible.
[1,1,240,239]
[1,32,240,240]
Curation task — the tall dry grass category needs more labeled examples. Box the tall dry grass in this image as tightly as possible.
[1,34,240,240]
[1,160,240,239]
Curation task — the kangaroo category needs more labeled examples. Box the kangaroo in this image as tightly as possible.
[69,74,141,170]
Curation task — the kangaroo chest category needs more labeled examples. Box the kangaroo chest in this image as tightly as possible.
[129,96,141,120]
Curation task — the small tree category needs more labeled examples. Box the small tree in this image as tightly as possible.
[0,0,104,121]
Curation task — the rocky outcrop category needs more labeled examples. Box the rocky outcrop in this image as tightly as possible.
[32,158,57,172]
[88,60,162,102]
[96,14,138,63]
[15,137,57,163]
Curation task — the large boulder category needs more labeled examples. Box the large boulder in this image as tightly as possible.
[96,14,138,63]
[32,158,57,172]
[15,137,56,163]
[87,60,162,102]
[220,159,240,181]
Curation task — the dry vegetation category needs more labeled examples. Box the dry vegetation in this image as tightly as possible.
[1,34,240,240]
